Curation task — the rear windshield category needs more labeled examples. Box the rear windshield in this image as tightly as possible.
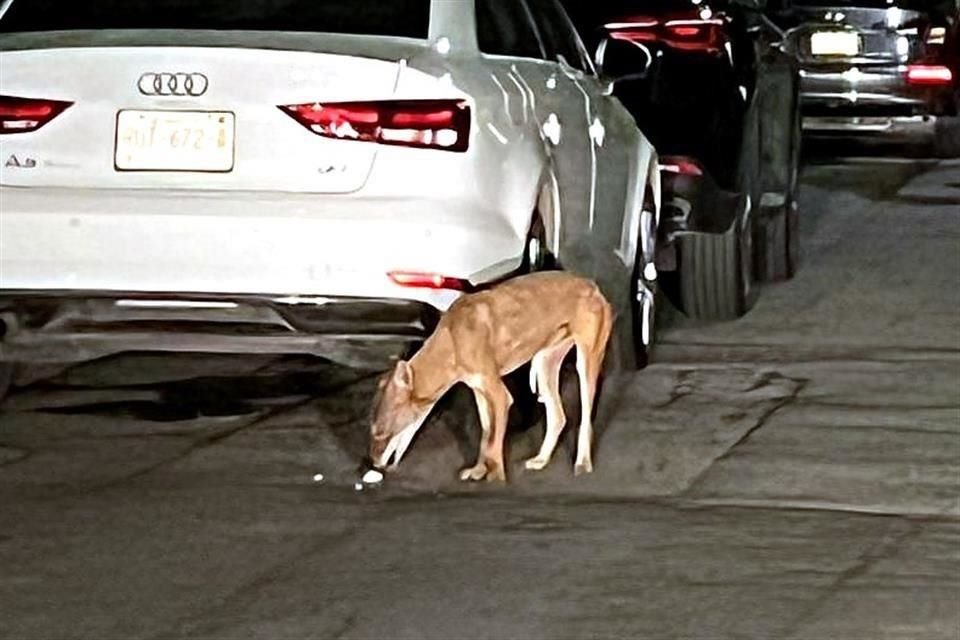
[0,0,431,38]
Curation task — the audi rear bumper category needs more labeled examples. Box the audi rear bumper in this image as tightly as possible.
[0,292,442,369]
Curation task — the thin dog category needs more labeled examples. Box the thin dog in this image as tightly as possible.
[369,271,613,482]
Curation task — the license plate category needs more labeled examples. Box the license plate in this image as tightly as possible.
[810,30,861,57]
[115,110,235,172]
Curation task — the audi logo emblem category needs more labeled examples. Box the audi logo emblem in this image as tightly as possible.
[137,72,209,97]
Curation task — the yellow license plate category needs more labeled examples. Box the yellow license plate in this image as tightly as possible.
[810,31,860,56]
[115,110,235,172]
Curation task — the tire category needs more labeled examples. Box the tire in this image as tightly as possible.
[757,200,800,282]
[522,216,549,272]
[757,102,802,282]
[631,195,659,368]
[632,278,657,369]
[676,198,754,321]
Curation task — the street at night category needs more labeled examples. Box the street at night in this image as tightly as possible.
[2,155,958,639]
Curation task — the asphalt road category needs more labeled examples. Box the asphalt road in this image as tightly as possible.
[1,154,959,640]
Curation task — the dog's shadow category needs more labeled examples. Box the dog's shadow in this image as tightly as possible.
[437,356,604,470]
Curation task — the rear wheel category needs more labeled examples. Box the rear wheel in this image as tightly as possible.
[674,100,761,321]
[676,198,754,321]
[522,216,548,272]
[631,195,659,368]
[757,101,802,282]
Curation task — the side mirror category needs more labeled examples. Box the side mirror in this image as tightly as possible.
[594,37,654,90]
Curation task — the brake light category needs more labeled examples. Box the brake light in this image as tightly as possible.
[669,26,704,37]
[279,99,471,152]
[388,271,468,290]
[607,16,726,54]
[905,64,953,86]
[660,157,703,176]
[0,95,72,134]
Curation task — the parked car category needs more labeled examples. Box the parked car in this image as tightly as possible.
[565,0,804,320]
[768,0,960,155]
[0,0,662,399]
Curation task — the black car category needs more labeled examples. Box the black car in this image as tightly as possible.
[565,0,803,321]
[769,0,960,155]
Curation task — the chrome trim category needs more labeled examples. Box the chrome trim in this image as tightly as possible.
[802,115,936,135]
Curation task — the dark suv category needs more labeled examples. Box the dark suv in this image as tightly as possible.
[770,0,960,155]
[566,0,803,321]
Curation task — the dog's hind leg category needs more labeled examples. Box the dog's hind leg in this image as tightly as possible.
[573,296,614,476]
[524,339,574,471]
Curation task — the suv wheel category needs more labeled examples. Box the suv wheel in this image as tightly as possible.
[757,95,802,281]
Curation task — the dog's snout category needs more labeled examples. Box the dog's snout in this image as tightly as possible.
[369,432,389,457]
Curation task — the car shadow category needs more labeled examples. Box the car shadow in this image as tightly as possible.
[9,355,376,422]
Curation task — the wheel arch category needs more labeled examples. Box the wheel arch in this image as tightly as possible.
[534,163,562,259]
[619,140,660,275]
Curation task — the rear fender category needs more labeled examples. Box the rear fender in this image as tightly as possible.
[660,160,742,238]
[536,167,562,258]
[617,140,659,273]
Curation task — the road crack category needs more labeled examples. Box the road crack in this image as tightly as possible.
[682,374,809,496]
[781,519,925,639]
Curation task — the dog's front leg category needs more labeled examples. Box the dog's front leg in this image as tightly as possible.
[460,378,512,482]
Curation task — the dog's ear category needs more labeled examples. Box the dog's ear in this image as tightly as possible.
[392,360,413,390]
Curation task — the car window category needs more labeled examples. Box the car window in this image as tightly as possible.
[524,0,595,73]
[476,0,546,59]
[0,0,431,38]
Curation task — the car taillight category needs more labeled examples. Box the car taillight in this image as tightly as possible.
[660,157,703,176]
[905,64,953,86]
[279,99,471,152]
[388,271,468,290]
[0,95,72,134]
[607,16,726,54]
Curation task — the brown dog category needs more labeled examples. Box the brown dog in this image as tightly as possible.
[368,271,613,482]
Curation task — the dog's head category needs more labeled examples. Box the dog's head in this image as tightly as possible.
[368,360,433,469]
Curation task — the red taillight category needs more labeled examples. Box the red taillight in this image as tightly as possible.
[905,64,953,86]
[388,271,468,290]
[660,157,703,177]
[279,99,471,152]
[607,16,726,54]
[667,25,704,38]
[0,95,72,134]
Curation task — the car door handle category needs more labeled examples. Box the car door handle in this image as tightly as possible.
[589,117,606,147]
[542,113,562,145]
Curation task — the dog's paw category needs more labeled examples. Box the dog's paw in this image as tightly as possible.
[524,456,550,471]
[486,466,507,483]
[574,459,593,476]
[459,463,488,482]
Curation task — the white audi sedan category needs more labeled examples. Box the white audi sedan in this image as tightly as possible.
[0,0,659,395]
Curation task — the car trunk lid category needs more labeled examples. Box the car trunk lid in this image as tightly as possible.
[0,34,437,192]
